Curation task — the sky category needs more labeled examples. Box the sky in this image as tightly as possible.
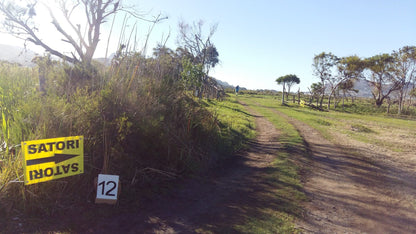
[1,0,415,91]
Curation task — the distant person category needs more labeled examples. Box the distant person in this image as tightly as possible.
[235,85,240,95]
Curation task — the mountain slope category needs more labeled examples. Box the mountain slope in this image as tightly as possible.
[0,44,36,66]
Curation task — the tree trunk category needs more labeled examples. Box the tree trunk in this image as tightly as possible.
[327,95,331,110]
[319,94,324,108]
[398,90,404,115]
[375,98,384,107]
[281,82,285,104]
[387,98,391,114]
[342,91,345,112]
[38,66,46,94]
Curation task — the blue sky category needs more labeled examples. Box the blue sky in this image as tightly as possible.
[131,0,416,91]
[1,0,415,91]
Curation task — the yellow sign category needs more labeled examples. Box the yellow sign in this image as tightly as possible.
[22,136,84,185]
[300,100,306,107]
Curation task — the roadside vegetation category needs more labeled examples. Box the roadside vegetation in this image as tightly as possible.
[0,61,256,231]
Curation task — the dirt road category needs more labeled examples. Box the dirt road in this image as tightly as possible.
[273,110,416,233]
[87,105,284,233]
[95,105,416,233]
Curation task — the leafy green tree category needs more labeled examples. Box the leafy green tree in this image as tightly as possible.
[338,79,358,111]
[309,82,323,106]
[364,54,400,107]
[333,55,364,110]
[177,20,219,98]
[285,75,301,99]
[181,58,205,95]
[312,52,339,108]
[392,46,416,114]
[276,74,300,104]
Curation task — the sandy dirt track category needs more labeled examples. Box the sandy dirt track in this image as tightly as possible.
[87,105,284,233]
[273,110,416,233]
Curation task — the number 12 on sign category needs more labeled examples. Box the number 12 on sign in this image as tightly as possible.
[96,174,119,204]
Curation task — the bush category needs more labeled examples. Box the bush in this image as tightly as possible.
[0,52,228,216]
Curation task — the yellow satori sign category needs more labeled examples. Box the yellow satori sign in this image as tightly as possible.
[22,136,84,185]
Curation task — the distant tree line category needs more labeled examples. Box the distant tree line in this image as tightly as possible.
[311,46,416,114]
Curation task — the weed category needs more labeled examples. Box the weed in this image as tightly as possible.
[350,124,375,133]
[315,119,332,126]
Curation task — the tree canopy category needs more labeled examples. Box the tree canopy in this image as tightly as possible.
[312,52,339,107]
[276,74,300,104]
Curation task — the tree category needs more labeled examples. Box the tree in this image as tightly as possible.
[285,75,301,100]
[181,58,205,94]
[0,0,126,65]
[333,55,364,110]
[177,20,219,70]
[312,52,339,108]
[177,20,219,97]
[276,74,300,104]
[363,54,400,107]
[392,46,416,114]
[338,79,358,111]
[308,82,323,107]
[276,76,287,104]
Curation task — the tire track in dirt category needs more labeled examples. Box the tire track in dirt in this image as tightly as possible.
[87,103,287,233]
[270,108,416,233]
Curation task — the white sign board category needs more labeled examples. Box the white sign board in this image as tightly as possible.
[96,174,119,204]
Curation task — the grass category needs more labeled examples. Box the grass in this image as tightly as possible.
[350,124,375,133]
[204,96,256,154]
[240,94,416,154]
[227,93,415,232]
[231,95,308,233]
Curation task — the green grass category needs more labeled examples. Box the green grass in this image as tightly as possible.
[204,96,256,154]
[239,94,416,153]
[232,93,416,231]
[350,124,375,133]
[231,95,308,233]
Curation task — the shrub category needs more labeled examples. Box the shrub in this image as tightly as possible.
[0,52,227,216]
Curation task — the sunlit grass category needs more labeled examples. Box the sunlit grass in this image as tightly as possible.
[203,96,256,154]
[232,95,308,233]
[239,94,416,153]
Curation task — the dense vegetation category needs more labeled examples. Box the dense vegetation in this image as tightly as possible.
[0,46,252,218]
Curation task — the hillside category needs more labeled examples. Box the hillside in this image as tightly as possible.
[353,79,373,98]
[0,44,37,66]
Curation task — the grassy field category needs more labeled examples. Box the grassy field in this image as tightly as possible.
[239,94,416,153]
